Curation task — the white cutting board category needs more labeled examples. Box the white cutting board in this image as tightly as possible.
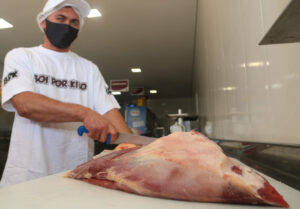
[0,172,299,209]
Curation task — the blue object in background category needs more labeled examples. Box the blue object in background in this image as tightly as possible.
[125,106,147,134]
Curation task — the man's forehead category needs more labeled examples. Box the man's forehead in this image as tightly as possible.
[50,6,80,19]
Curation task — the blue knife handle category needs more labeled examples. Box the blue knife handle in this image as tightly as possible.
[77,125,89,136]
[77,125,111,144]
[106,134,111,144]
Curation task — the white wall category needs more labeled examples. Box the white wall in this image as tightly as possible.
[193,0,300,145]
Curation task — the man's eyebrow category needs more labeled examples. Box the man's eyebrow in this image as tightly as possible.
[55,14,66,18]
[55,14,79,21]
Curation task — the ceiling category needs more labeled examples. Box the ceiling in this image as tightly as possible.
[0,0,197,104]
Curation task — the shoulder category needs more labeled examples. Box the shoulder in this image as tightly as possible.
[5,47,38,62]
[5,47,26,58]
[6,46,38,55]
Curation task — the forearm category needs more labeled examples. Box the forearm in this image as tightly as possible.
[12,91,89,122]
[103,109,132,133]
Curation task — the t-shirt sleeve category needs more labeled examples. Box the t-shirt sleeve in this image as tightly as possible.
[92,66,120,115]
[1,49,35,112]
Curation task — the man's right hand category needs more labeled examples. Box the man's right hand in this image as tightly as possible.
[82,109,118,143]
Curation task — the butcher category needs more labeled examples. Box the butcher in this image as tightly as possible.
[0,0,131,187]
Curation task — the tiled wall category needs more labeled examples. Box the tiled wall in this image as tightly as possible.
[193,0,300,144]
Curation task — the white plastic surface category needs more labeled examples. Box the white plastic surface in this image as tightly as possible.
[0,171,299,209]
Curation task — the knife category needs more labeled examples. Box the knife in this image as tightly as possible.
[77,125,157,145]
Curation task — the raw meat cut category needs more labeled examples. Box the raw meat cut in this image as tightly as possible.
[65,131,289,208]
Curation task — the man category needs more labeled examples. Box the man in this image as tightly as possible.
[0,0,131,187]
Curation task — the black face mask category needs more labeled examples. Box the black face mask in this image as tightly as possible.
[44,19,79,49]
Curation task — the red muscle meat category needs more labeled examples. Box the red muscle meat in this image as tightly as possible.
[65,131,289,208]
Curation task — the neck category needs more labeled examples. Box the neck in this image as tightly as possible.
[42,34,70,52]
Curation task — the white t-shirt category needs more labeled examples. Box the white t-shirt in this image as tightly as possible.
[0,45,120,187]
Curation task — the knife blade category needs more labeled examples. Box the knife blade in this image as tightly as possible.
[115,132,157,145]
[77,125,157,145]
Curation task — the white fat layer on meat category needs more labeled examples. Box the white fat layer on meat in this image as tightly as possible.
[106,169,153,195]
[93,150,115,159]
[84,173,92,179]
[223,158,265,198]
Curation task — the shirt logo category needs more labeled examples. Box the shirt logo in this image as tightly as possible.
[3,70,18,85]
[34,74,87,91]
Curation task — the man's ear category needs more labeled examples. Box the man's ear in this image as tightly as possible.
[40,20,46,31]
